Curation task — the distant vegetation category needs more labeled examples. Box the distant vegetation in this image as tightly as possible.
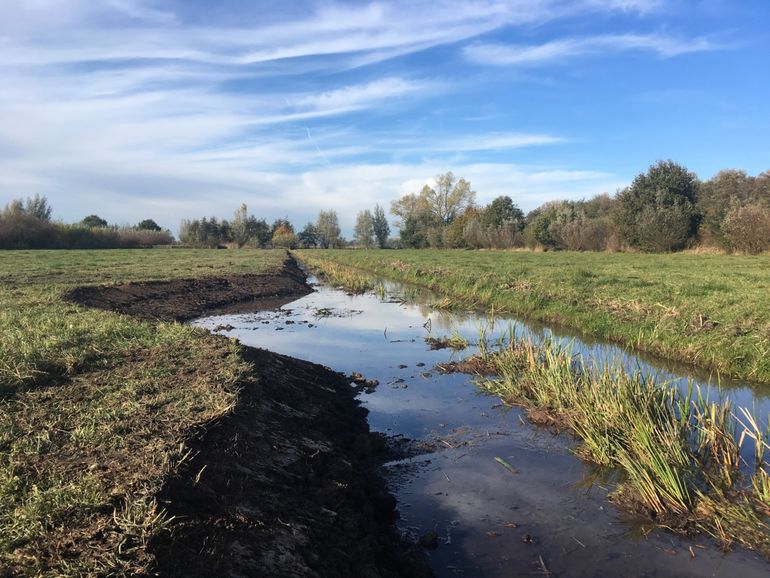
[173,161,769,254]
[0,195,173,249]
[179,204,348,249]
[2,160,768,253]
[390,162,770,254]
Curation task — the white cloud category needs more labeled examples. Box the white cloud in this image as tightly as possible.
[0,0,703,234]
[464,33,719,66]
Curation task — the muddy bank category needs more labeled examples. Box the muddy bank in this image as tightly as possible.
[65,255,311,322]
[151,346,430,577]
[61,259,429,577]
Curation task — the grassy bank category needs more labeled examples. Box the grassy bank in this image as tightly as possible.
[295,249,770,383]
[0,249,286,575]
[474,337,770,557]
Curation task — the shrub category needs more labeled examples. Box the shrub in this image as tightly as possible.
[616,160,699,251]
[722,203,770,254]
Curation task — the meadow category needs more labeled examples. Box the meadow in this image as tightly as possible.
[295,249,770,383]
[0,249,286,575]
[296,248,770,557]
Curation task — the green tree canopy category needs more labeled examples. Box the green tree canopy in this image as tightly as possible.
[81,214,108,228]
[297,222,319,248]
[615,160,699,251]
[483,196,524,229]
[136,219,161,231]
[354,210,374,248]
[372,204,390,248]
[316,210,343,249]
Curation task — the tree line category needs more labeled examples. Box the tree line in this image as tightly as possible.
[2,160,768,253]
[179,204,390,249]
[0,196,173,250]
[390,162,770,254]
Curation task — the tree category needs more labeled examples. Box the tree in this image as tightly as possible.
[390,190,431,229]
[271,217,294,237]
[372,204,390,248]
[722,203,770,254]
[615,160,699,251]
[354,210,374,248]
[230,204,269,247]
[271,224,297,249]
[179,216,230,248]
[391,173,476,247]
[427,171,475,224]
[398,214,431,248]
[316,210,343,249]
[81,214,108,228]
[297,222,319,248]
[136,218,161,231]
[25,194,52,221]
[483,196,524,229]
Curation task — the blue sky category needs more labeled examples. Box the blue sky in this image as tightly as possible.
[1,0,768,235]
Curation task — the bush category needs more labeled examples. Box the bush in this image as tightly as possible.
[633,200,696,252]
[0,213,58,249]
[722,203,770,254]
[616,160,699,251]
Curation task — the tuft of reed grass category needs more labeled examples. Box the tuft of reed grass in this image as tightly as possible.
[425,330,470,351]
[480,336,770,556]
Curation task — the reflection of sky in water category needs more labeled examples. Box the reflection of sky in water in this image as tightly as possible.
[194,279,770,577]
[196,278,770,422]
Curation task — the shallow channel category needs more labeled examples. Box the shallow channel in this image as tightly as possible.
[195,277,770,577]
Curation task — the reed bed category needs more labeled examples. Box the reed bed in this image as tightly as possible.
[481,337,770,555]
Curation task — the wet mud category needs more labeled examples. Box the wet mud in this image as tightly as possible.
[150,347,430,578]
[65,255,311,322]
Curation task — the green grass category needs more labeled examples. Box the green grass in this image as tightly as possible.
[295,249,770,383]
[0,248,286,575]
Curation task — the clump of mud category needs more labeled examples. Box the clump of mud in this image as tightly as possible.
[436,354,499,375]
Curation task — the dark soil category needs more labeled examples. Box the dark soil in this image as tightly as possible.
[65,256,312,322]
[151,347,430,577]
[64,257,431,577]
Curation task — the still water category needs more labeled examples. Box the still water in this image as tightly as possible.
[195,278,769,577]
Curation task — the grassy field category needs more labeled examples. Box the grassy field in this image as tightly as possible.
[0,249,286,575]
[295,249,770,383]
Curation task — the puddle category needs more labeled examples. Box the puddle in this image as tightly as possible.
[195,277,770,577]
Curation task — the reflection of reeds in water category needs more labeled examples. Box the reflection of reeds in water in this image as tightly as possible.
[480,336,770,557]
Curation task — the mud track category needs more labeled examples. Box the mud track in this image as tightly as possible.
[65,256,312,322]
[67,256,431,577]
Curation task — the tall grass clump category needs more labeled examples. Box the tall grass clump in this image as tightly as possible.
[480,337,770,556]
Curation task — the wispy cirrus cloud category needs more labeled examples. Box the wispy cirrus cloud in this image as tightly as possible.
[464,33,721,66]
[1,0,735,234]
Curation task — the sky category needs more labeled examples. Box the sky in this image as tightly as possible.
[1,0,769,236]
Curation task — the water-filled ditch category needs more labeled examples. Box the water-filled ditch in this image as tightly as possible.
[194,277,770,577]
